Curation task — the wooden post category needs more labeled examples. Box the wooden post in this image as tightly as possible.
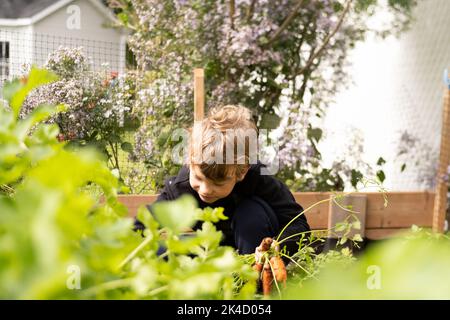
[194,68,205,121]
[432,70,450,233]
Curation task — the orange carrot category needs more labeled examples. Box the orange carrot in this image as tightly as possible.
[270,256,287,286]
[262,262,273,296]
[253,262,263,274]
[252,262,263,292]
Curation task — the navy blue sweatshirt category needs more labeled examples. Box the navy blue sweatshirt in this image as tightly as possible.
[140,163,310,256]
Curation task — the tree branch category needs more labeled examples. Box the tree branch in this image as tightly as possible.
[266,0,306,46]
[246,0,257,22]
[297,0,353,76]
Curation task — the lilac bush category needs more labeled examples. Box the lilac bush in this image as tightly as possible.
[107,0,417,190]
[21,47,140,174]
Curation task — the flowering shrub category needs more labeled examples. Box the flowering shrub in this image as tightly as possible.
[21,47,140,175]
[108,0,417,190]
[45,46,88,79]
[282,125,390,191]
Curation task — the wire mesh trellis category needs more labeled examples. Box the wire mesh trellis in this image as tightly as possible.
[0,28,125,84]
[0,28,154,193]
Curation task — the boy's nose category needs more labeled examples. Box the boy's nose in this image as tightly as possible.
[199,184,213,196]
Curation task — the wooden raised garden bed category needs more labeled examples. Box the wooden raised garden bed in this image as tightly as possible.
[117,69,450,239]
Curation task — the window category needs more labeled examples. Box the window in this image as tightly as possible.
[0,41,10,78]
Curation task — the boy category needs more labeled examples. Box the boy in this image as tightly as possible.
[137,105,310,256]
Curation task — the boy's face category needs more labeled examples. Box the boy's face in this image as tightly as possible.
[189,165,246,203]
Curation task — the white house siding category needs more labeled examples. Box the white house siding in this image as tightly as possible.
[32,0,125,73]
[320,0,450,191]
[0,26,34,81]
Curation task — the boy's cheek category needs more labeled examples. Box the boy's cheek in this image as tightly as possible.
[216,182,235,197]
[189,178,199,191]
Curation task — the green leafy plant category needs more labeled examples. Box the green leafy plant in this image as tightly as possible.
[283,227,450,299]
[111,197,257,299]
[0,70,255,299]
[0,67,139,298]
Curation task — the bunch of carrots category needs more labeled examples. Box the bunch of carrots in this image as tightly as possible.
[252,237,287,296]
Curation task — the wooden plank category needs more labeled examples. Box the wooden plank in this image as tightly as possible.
[365,228,414,240]
[293,192,329,229]
[193,68,204,122]
[433,83,450,232]
[365,192,434,228]
[293,192,434,228]
[117,191,435,230]
[308,228,413,240]
[118,194,158,217]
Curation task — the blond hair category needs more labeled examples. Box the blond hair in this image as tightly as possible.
[188,105,258,181]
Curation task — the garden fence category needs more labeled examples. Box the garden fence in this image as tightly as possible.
[0,28,128,90]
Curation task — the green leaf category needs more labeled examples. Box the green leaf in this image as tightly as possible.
[9,67,58,118]
[307,127,323,143]
[162,105,174,117]
[333,1,344,12]
[352,234,363,242]
[157,125,172,147]
[108,134,121,143]
[400,163,406,172]
[117,12,129,25]
[376,170,386,183]
[334,222,347,232]
[355,0,377,12]
[352,220,361,230]
[120,142,133,153]
[350,169,363,188]
[2,79,22,104]
[196,207,228,223]
[123,117,140,131]
[260,113,281,130]
[388,0,414,10]
[151,195,197,233]
[195,221,223,250]
[377,157,386,166]
[340,247,351,256]
[166,236,202,254]
[15,104,66,141]
[136,205,159,233]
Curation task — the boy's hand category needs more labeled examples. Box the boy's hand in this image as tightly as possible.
[254,237,273,262]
